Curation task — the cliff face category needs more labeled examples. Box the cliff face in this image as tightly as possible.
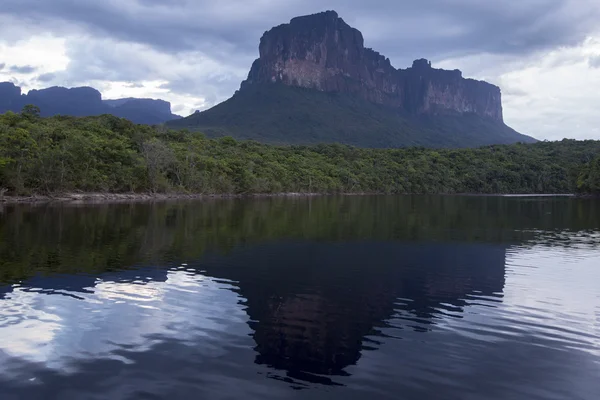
[0,82,23,112]
[241,11,503,122]
[104,98,173,117]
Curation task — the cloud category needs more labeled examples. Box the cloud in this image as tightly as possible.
[0,35,68,76]
[437,37,600,141]
[0,0,263,59]
[171,104,185,113]
[589,55,600,68]
[36,72,56,82]
[0,62,5,70]
[124,82,145,88]
[44,36,248,113]
[8,64,37,74]
[1,0,599,64]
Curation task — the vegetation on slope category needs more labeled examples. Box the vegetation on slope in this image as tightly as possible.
[0,107,598,196]
[167,83,536,148]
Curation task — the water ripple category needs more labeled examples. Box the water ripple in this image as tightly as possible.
[0,198,599,399]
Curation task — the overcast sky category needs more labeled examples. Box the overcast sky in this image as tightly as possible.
[1,0,599,140]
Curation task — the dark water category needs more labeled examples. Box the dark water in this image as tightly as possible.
[0,196,599,400]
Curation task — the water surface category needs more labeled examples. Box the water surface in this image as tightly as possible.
[0,196,599,399]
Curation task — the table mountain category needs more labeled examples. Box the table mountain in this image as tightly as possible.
[243,11,502,121]
[0,82,180,125]
[170,10,535,148]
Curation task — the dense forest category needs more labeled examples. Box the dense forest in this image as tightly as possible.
[1,107,599,197]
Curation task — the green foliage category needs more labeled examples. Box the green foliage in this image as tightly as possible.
[577,155,600,195]
[21,104,41,121]
[0,112,599,196]
[167,83,537,148]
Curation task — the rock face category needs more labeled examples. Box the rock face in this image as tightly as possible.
[104,98,173,117]
[0,83,180,124]
[0,82,23,112]
[241,10,503,121]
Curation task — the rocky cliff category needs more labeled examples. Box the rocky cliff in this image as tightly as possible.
[241,10,503,121]
[0,82,23,112]
[168,10,534,147]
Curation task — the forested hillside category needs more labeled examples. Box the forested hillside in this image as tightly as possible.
[577,156,600,195]
[1,109,598,196]
[167,84,535,148]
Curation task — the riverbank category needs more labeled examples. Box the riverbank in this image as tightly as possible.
[0,191,589,205]
[1,114,599,199]
[0,192,330,204]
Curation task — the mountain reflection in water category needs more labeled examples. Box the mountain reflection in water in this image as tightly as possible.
[0,196,598,399]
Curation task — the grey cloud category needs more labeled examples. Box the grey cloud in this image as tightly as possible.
[171,104,185,113]
[503,87,529,98]
[43,36,246,114]
[137,0,188,6]
[56,40,242,99]
[62,41,156,83]
[9,64,37,74]
[0,62,5,70]
[124,82,145,88]
[0,0,266,60]
[37,72,56,82]
[159,76,239,107]
[589,55,600,68]
[1,0,598,66]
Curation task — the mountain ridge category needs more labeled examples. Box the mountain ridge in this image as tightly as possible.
[0,82,180,125]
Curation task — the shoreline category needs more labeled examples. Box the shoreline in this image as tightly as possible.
[0,191,587,205]
[0,192,330,205]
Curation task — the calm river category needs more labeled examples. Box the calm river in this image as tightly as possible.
[0,196,599,399]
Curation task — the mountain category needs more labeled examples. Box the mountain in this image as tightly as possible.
[169,10,535,148]
[104,98,180,125]
[0,82,180,125]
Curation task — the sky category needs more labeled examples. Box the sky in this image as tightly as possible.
[0,0,599,141]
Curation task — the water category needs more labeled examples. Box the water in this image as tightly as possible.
[0,196,598,399]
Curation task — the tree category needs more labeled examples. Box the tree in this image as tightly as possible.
[141,138,175,192]
[577,156,600,195]
[21,104,41,120]
[0,128,38,193]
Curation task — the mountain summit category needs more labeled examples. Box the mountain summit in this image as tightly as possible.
[170,11,535,147]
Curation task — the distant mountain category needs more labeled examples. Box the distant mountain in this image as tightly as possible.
[169,10,536,148]
[104,98,180,125]
[0,82,180,125]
